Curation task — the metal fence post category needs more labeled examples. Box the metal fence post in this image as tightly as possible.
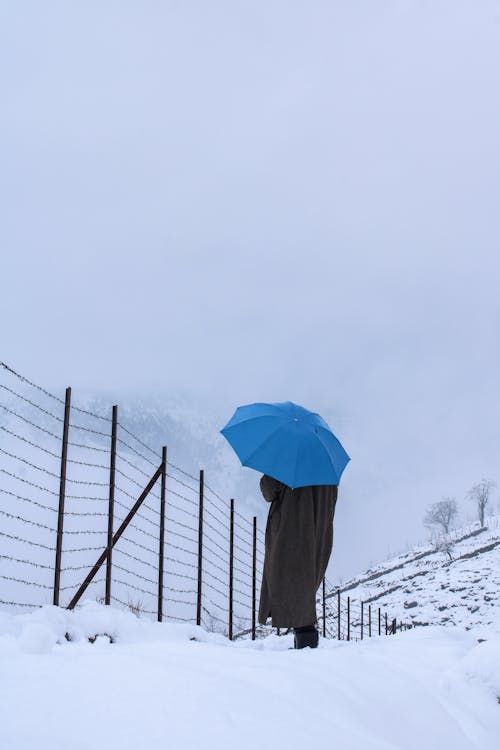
[196,469,204,627]
[347,596,351,641]
[378,607,381,636]
[337,589,341,640]
[361,601,364,640]
[322,577,326,638]
[53,386,71,606]
[252,516,257,641]
[105,404,117,605]
[229,498,234,640]
[385,612,388,635]
[369,604,372,637]
[158,446,167,622]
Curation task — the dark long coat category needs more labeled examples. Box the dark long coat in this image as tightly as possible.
[258,475,337,629]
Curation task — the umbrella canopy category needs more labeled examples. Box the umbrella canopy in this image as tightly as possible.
[220,401,350,489]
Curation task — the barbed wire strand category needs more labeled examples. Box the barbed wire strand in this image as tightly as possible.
[166,486,199,509]
[0,508,57,534]
[109,595,156,616]
[0,553,53,570]
[113,547,157,571]
[0,383,63,423]
[0,446,107,486]
[0,529,54,551]
[1,487,57,514]
[0,402,61,442]
[117,422,158,460]
[0,599,42,608]
[0,424,109,472]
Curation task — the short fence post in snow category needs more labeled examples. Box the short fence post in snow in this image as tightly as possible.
[228,498,234,640]
[252,516,257,641]
[378,608,381,636]
[196,469,204,627]
[369,604,372,637]
[385,612,388,636]
[53,386,71,607]
[337,589,341,640]
[361,601,364,640]
[105,404,118,606]
[322,577,326,638]
[347,596,351,641]
[157,446,167,622]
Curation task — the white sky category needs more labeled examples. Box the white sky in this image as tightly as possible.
[1,1,500,576]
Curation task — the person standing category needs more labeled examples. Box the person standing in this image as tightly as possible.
[258,474,338,648]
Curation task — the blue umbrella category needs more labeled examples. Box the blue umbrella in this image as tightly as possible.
[220,401,350,489]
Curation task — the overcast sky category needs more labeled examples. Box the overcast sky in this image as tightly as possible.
[2,1,500,577]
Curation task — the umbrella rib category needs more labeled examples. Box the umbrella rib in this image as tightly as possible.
[222,404,288,430]
[222,414,283,435]
[239,425,284,467]
[312,425,350,476]
[290,429,307,490]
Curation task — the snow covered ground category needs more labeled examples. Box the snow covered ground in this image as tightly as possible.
[0,602,499,750]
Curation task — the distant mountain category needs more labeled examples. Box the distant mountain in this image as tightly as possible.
[85,392,266,520]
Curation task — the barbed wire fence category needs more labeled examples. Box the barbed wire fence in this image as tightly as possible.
[1,361,404,641]
[0,361,266,637]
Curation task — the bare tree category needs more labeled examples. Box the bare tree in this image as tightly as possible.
[423,497,458,535]
[433,537,454,562]
[467,478,496,527]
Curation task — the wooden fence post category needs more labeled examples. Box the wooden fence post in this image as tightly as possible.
[347,596,351,641]
[53,386,71,606]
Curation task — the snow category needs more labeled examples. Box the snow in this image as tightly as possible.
[0,603,499,750]
[328,518,500,636]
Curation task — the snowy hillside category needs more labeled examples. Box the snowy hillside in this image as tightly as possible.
[327,517,500,635]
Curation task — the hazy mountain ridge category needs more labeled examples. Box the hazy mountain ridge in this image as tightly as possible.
[79,391,265,519]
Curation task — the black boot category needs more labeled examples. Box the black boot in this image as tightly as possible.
[293,625,319,649]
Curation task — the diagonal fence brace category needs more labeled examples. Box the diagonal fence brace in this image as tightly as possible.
[67,464,163,610]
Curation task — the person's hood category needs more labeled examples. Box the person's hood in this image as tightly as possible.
[260,474,286,502]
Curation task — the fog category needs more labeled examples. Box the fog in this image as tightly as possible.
[1,1,500,579]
